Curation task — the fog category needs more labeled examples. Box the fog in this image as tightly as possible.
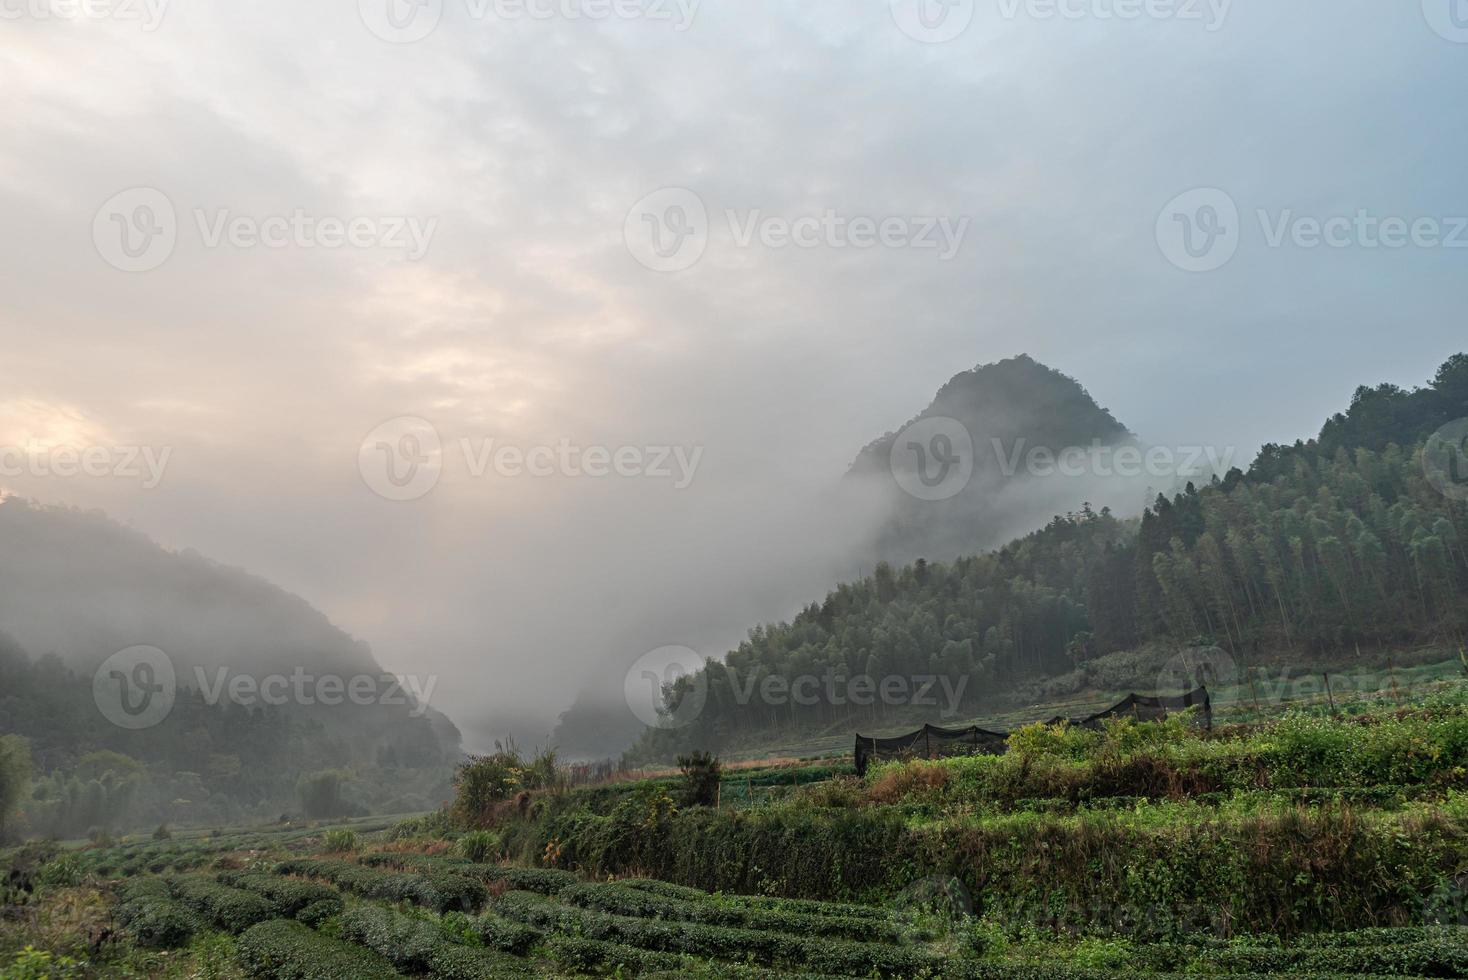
[2,1,1465,752]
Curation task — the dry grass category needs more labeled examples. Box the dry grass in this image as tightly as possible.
[867,760,950,804]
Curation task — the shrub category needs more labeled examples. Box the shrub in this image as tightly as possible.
[113,879,200,949]
[357,851,468,870]
[866,759,950,804]
[275,857,485,913]
[492,889,941,974]
[0,946,83,980]
[170,874,274,932]
[217,871,342,918]
[389,810,454,841]
[296,770,354,820]
[1198,934,1468,975]
[235,919,399,980]
[152,823,172,841]
[452,752,527,828]
[296,899,341,929]
[339,904,534,978]
[458,829,501,863]
[322,828,357,854]
[470,912,542,954]
[120,899,199,949]
[460,863,577,896]
[34,855,83,889]
[677,751,722,808]
[543,935,688,975]
[542,937,838,980]
[559,881,909,943]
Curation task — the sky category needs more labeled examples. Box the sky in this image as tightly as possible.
[2,0,1465,749]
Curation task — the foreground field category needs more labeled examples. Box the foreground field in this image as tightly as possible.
[5,827,1468,979]
[5,684,1468,977]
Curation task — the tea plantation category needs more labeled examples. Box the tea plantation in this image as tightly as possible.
[5,687,1468,977]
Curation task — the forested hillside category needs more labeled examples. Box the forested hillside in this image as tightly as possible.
[0,631,460,839]
[630,355,1468,760]
[0,503,465,838]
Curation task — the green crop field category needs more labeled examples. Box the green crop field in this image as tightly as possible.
[6,680,1468,978]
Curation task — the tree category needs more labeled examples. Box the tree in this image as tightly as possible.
[676,751,721,808]
[295,769,352,820]
[0,735,32,840]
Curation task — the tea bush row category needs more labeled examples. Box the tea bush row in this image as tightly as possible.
[112,878,200,949]
[542,935,843,979]
[491,889,945,975]
[620,876,895,921]
[170,874,275,932]
[1131,932,1468,975]
[339,903,535,979]
[468,912,543,955]
[273,856,485,912]
[216,871,342,918]
[235,919,400,980]
[559,880,913,943]
[527,794,1468,936]
[359,850,578,896]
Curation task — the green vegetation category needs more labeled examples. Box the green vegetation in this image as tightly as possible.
[677,751,723,807]
[629,355,1468,762]
[273,856,486,913]
[234,919,397,980]
[214,873,341,920]
[4,358,1468,976]
[4,761,1468,977]
[456,829,500,863]
[0,497,463,843]
[170,876,275,934]
[0,738,29,844]
[0,630,456,841]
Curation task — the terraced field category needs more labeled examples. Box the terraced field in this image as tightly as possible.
[3,818,1467,979]
[7,687,1468,977]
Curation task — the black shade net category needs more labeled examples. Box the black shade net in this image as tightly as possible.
[854,687,1211,777]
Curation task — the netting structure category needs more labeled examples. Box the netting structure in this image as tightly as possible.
[854,686,1210,777]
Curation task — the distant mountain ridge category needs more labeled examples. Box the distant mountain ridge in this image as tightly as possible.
[0,497,463,832]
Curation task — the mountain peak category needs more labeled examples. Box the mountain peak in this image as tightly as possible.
[845,356,1132,562]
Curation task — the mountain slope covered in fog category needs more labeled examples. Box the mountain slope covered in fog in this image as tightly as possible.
[551,355,1143,759]
[628,354,1468,761]
[0,499,379,677]
[845,354,1135,563]
[0,500,463,834]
